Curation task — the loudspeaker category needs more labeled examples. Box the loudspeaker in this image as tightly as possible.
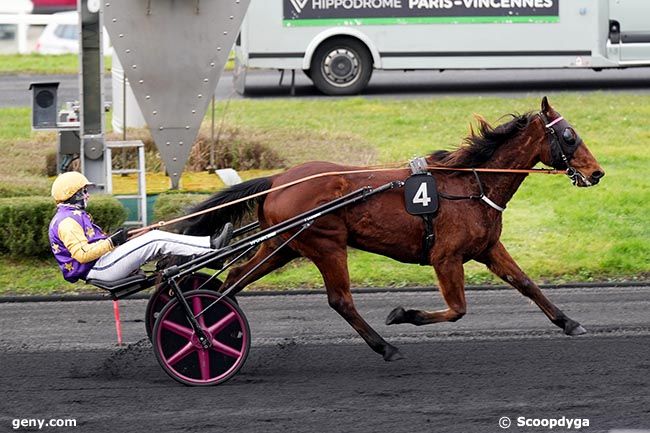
[29,82,59,130]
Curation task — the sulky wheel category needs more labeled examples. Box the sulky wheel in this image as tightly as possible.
[145,273,223,341]
[152,289,250,386]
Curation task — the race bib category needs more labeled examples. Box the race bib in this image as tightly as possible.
[404,174,438,215]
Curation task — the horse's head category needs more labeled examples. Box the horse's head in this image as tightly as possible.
[538,97,605,187]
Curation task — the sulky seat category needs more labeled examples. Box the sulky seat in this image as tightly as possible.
[87,273,148,293]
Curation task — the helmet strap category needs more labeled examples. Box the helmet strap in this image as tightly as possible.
[65,188,88,209]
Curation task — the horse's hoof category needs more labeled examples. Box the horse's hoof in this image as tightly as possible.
[383,345,404,362]
[565,322,587,336]
[385,307,406,325]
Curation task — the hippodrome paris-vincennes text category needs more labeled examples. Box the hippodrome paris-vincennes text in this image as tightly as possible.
[308,0,554,10]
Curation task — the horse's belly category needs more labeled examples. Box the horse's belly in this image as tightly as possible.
[346,212,424,264]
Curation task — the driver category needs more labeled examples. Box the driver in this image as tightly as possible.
[48,171,232,283]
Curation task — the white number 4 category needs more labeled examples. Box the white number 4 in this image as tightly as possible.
[412,182,432,207]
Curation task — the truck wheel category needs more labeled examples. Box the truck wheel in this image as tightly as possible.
[310,38,372,95]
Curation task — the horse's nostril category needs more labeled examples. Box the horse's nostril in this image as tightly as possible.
[592,170,605,179]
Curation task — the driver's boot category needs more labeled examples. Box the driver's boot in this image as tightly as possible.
[211,223,234,250]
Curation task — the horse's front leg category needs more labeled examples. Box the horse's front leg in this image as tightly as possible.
[312,248,403,362]
[478,241,586,336]
[386,255,467,326]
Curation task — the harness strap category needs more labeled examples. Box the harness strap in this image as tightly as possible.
[420,214,435,266]
[544,115,564,128]
[481,195,505,212]
[437,170,505,212]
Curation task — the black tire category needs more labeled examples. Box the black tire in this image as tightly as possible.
[145,273,223,341]
[310,38,372,95]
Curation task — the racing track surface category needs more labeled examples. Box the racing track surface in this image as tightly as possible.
[1,286,649,433]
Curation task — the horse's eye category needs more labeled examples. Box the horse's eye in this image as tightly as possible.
[562,128,576,144]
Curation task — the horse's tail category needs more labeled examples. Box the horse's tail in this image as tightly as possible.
[178,176,273,236]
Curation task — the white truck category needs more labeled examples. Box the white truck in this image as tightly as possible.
[234,0,650,95]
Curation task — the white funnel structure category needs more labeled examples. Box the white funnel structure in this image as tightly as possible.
[103,0,250,188]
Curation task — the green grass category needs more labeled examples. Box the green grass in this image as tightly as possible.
[0,54,113,75]
[0,53,232,75]
[1,93,649,295]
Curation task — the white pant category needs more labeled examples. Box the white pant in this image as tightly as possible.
[86,230,213,281]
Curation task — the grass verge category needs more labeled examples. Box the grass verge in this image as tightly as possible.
[0,93,648,295]
[0,53,232,75]
[0,54,112,75]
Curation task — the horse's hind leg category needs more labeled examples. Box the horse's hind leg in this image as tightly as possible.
[386,255,467,326]
[221,241,299,296]
[478,241,586,336]
[310,248,403,362]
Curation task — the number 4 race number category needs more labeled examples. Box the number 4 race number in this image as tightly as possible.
[412,182,432,207]
[404,175,438,215]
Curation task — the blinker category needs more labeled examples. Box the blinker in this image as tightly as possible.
[562,128,576,145]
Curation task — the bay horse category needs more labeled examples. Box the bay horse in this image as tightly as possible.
[180,97,604,361]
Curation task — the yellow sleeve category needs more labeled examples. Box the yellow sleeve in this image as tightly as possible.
[58,217,114,263]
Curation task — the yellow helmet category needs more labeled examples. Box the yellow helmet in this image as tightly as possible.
[51,171,92,202]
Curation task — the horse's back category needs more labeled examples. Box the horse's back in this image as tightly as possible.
[265,161,362,218]
[265,161,408,217]
[262,161,426,263]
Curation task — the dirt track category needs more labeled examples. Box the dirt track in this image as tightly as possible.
[1,286,649,433]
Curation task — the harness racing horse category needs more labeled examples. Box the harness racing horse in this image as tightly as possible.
[180,97,605,361]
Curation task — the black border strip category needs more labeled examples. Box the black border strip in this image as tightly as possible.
[381,50,592,57]
[249,52,304,59]
[248,50,592,60]
[621,32,650,44]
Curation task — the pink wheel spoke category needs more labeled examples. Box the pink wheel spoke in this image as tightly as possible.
[158,293,170,304]
[161,320,193,339]
[192,297,207,328]
[198,349,211,380]
[207,312,236,336]
[167,342,195,365]
[210,338,242,359]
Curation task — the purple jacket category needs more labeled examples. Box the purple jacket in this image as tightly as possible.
[49,205,109,282]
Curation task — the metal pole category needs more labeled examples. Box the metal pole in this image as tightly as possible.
[122,74,127,141]
[78,0,106,190]
[104,146,113,193]
[138,144,147,225]
[208,94,216,173]
[121,73,127,174]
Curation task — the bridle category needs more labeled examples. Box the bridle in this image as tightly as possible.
[538,111,591,186]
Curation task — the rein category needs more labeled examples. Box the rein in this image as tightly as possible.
[128,165,564,236]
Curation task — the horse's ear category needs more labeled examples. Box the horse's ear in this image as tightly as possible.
[541,96,551,114]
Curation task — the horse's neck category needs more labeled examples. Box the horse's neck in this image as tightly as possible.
[481,133,541,206]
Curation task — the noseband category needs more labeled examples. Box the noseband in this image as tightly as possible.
[538,111,590,186]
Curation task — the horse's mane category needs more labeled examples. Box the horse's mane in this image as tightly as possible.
[430,112,535,167]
